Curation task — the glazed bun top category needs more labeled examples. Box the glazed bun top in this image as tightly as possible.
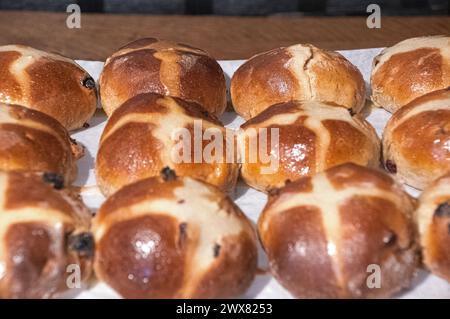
[371,35,450,113]
[258,163,417,298]
[93,170,257,298]
[95,93,238,197]
[0,103,83,184]
[382,87,450,190]
[231,43,366,119]
[99,38,227,117]
[0,45,97,130]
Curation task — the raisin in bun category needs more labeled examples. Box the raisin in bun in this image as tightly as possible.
[415,173,450,282]
[0,103,83,185]
[371,35,450,113]
[96,93,238,197]
[382,88,450,190]
[0,171,93,298]
[231,44,365,119]
[238,100,380,192]
[93,169,257,298]
[0,45,97,130]
[258,163,418,298]
[99,38,226,117]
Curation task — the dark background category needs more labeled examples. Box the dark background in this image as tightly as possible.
[0,0,448,16]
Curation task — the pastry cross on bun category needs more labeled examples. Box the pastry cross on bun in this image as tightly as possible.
[258,163,418,298]
[382,87,450,190]
[238,100,380,192]
[231,44,366,119]
[0,45,97,130]
[100,37,227,117]
[95,93,238,197]
[415,172,450,283]
[0,103,83,185]
[371,35,450,113]
[0,171,93,299]
[93,169,257,298]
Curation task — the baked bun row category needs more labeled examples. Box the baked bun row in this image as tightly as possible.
[95,94,381,196]
[230,35,450,117]
[416,172,450,283]
[3,164,450,299]
[0,168,257,299]
[371,36,450,189]
[0,36,449,299]
[258,162,450,298]
[0,45,94,187]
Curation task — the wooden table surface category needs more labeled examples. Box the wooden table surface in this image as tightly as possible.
[1,11,449,60]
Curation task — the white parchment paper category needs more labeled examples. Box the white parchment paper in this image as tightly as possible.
[69,48,450,299]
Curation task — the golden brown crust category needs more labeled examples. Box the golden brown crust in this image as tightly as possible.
[371,36,450,113]
[0,171,93,299]
[239,100,380,192]
[0,45,97,130]
[262,206,341,298]
[96,174,182,223]
[0,103,81,185]
[100,38,226,117]
[93,173,257,299]
[190,232,257,298]
[258,163,418,298]
[231,44,365,119]
[95,93,238,197]
[326,161,395,192]
[231,48,302,119]
[4,171,75,214]
[338,196,417,298]
[95,214,187,298]
[415,173,450,283]
[382,87,450,190]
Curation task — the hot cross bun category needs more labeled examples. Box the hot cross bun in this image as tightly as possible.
[415,172,450,283]
[95,93,238,196]
[238,100,380,192]
[382,87,450,190]
[0,171,93,298]
[0,103,83,185]
[371,35,450,113]
[92,169,257,298]
[258,163,418,298]
[99,38,227,117]
[0,45,97,130]
[231,44,366,119]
